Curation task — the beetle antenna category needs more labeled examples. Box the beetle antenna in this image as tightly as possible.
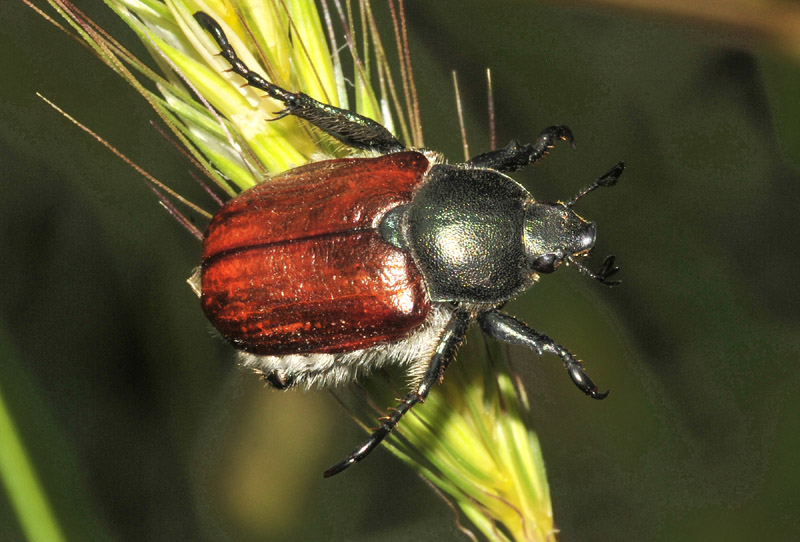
[567,255,621,286]
[567,161,624,207]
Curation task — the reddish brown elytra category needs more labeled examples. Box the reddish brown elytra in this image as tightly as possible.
[201,152,431,355]
[194,11,623,477]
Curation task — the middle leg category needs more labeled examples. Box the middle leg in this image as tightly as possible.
[194,11,404,153]
[323,307,473,477]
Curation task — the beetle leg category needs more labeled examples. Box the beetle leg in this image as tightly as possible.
[194,12,404,153]
[323,308,473,477]
[478,310,608,399]
[467,126,575,172]
[263,370,295,390]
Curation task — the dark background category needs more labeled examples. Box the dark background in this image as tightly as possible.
[2,1,799,540]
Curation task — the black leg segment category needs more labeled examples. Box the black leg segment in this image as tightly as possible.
[194,12,404,153]
[262,369,295,390]
[467,126,575,172]
[478,310,608,399]
[323,308,473,477]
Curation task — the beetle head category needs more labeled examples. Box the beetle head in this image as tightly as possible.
[523,202,596,274]
[523,160,625,285]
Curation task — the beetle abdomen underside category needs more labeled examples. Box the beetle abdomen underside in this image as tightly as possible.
[201,152,431,354]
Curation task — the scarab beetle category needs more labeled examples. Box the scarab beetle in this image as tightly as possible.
[195,12,624,477]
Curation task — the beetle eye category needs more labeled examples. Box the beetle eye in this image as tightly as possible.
[531,253,559,274]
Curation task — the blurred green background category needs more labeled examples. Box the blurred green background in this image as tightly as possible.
[2,1,800,540]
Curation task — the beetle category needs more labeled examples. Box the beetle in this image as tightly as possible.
[194,12,624,477]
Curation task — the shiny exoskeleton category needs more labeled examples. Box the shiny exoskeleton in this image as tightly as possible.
[195,12,624,477]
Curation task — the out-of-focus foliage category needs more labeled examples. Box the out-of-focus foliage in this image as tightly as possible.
[548,0,800,61]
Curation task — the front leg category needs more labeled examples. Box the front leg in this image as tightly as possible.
[478,310,608,399]
[194,12,404,154]
[323,308,473,477]
[467,126,575,172]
